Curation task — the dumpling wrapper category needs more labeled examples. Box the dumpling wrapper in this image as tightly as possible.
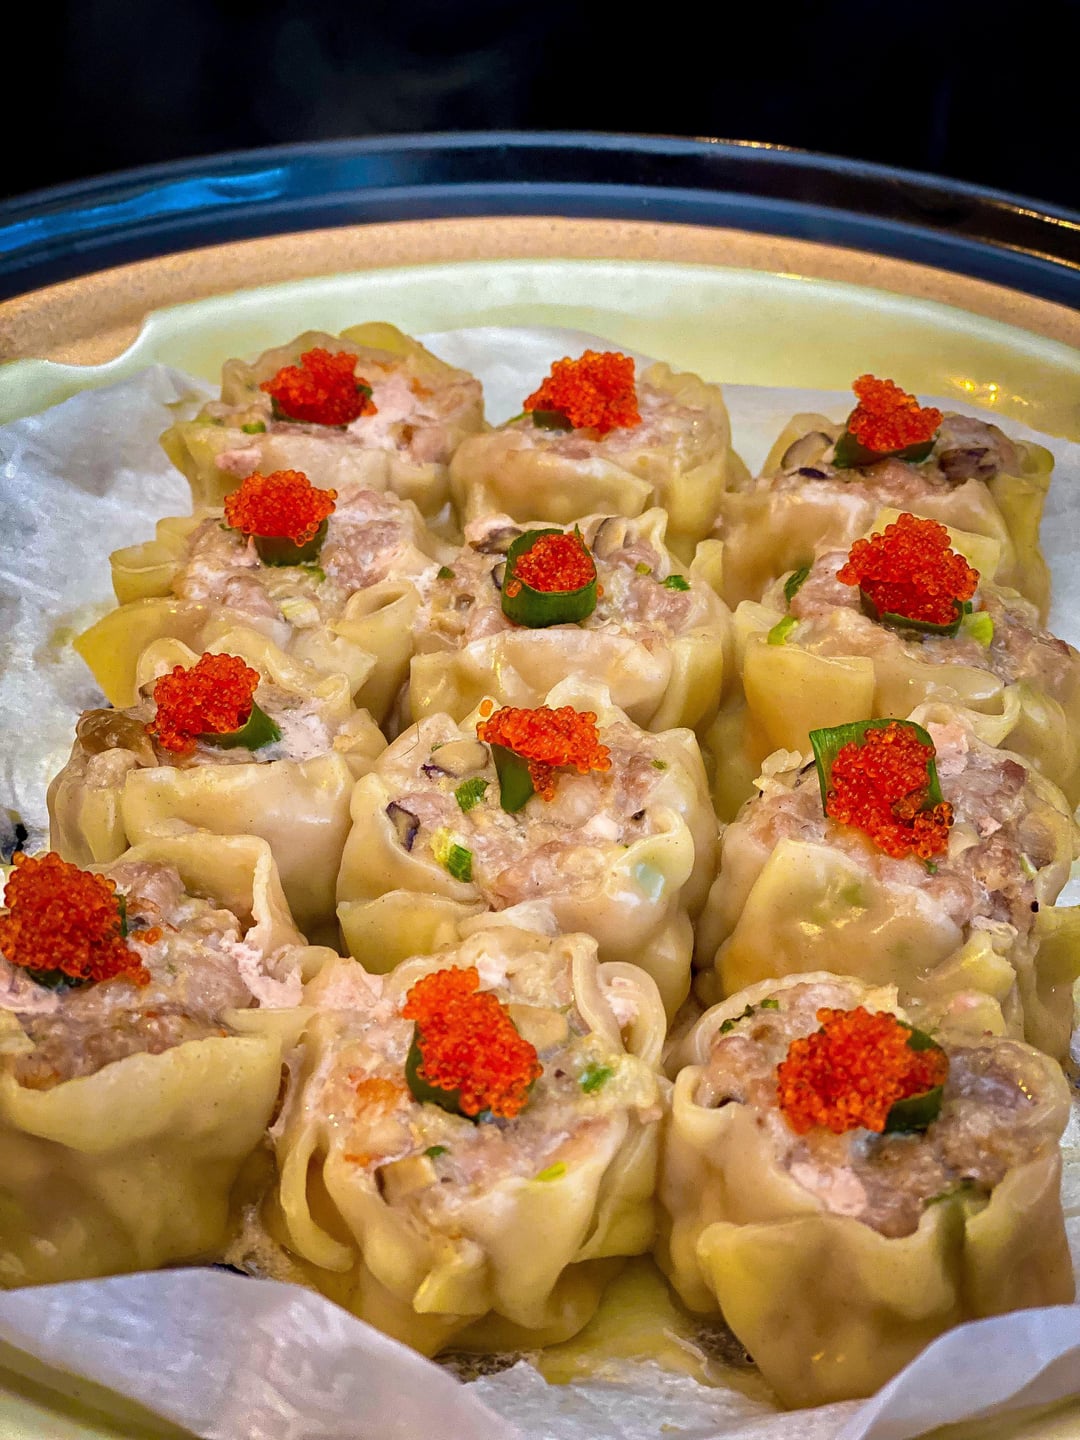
[657,972,1074,1409]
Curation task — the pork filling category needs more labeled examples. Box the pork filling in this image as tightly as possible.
[739,721,1062,936]
[2,861,268,1089]
[378,714,675,908]
[764,413,1023,499]
[303,944,659,1225]
[500,375,722,466]
[70,677,337,784]
[696,978,1059,1238]
[209,350,483,474]
[416,513,716,649]
[764,550,1072,690]
[173,488,430,628]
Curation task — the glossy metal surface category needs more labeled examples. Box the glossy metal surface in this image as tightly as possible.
[2,133,1078,304]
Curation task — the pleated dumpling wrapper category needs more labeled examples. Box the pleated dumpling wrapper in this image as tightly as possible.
[448,349,748,562]
[76,471,448,719]
[408,508,731,734]
[713,376,1052,614]
[709,512,1080,818]
[160,323,485,514]
[264,924,667,1354]
[48,633,385,941]
[658,973,1073,1408]
[0,834,332,1287]
[336,679,718,1017]
[696,706,1080,1060]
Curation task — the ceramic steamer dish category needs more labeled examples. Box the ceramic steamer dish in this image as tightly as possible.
[1,134,1079,1440]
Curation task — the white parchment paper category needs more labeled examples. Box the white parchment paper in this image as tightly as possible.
[0,327,1077,1440]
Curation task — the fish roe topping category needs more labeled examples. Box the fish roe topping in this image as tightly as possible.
[845,375,942,456]
[0,852,149,987]
[837,512,979,627]
[825,721,953,860]
[223,469,337,545]
[477,704,612,800]
[403,966,542,1119]
[776,1006,949,1135]
[148,652,261,755]
[260,347,377,427]
[505,531,596,598]
[523,350,641,434]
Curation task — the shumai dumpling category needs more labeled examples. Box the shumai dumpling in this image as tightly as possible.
[408,509,730,734]
[449,349,747,561]
[48,634,385,940]
[337,679,718,1017]
[709,512,1080,818]
[698,706,1080,1059]
[76,472,446,717]
[265,924,667,1354]
[658,973,1073,1408]
[0,835,329,1288]
[161,323,485,514]
[714,378,1052,614]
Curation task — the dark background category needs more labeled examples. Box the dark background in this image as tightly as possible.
[5,0,1079,210]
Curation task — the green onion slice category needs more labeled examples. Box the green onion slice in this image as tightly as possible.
[884,1027,947,1132]
[501,528,598,628]
[832,431,936,470]
[579,1063,613,1093]
[454,778,489,813]
[767,615,798,646]
[23,966,88,991]
[784,566,811,603]
[662,574,691,591]
[491,744,535,813]
[406,1030,475,1119]
[406,1024,530,1123]
[251,518,329,567]
[808,718,944,813]
[26,893,131,991]
[200,700,282,752]
[445,844,473,884]
[860,589,965,638]
[531,409,573,431]
[961,610,994,647]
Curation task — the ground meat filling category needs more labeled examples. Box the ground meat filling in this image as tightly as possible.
[763,413,1023,500]
[173,488,429,629]
[415,513,715,649]
[308,947,657,1224]
[210,351,483,475]
[765,550,1072,690]
[500,374,720,466]
[695,979,1057,1238]
[3,861,257,1089]
[71,678,336,782]
[378,714,672,910]
[739,722,1057,937]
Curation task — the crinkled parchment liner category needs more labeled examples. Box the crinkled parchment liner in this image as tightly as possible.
[0,329,1077,1440]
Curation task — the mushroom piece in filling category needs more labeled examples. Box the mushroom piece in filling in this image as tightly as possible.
[337,692,717,1016]
[713,408,1049,612]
